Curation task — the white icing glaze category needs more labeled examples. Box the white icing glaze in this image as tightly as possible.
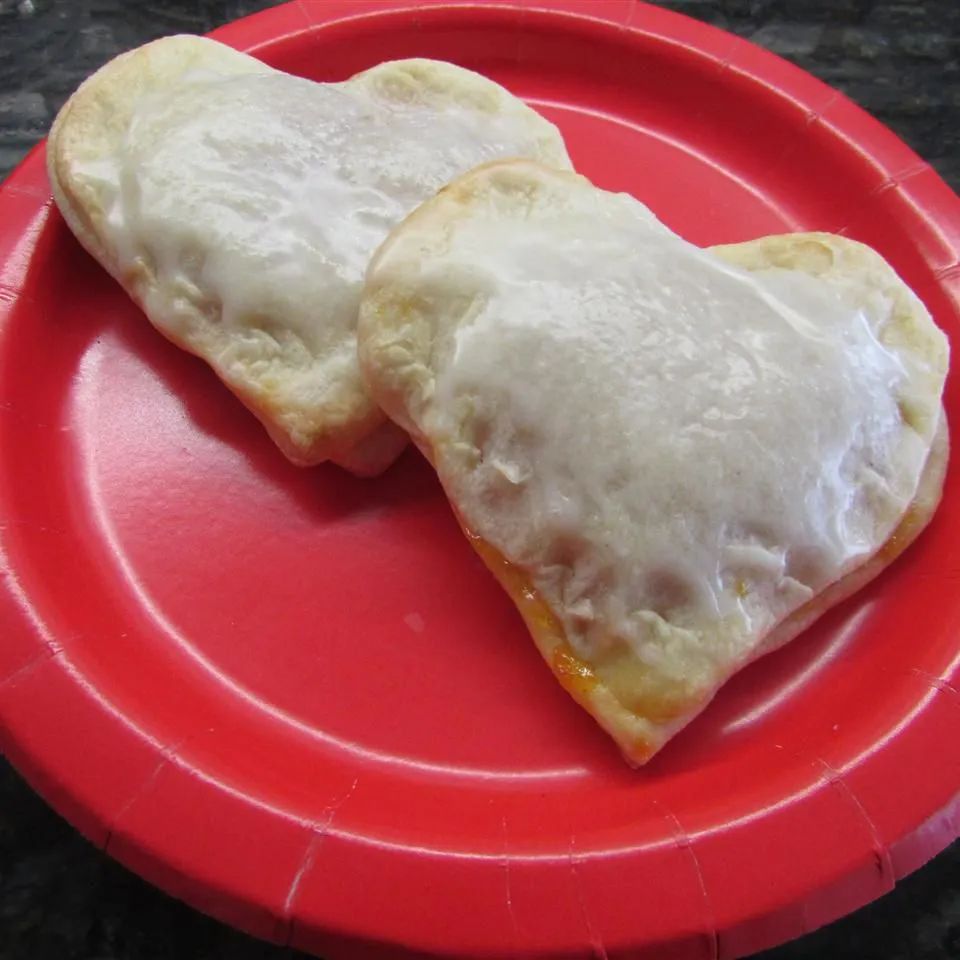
[74,61,570,421]
[402,182,932,674]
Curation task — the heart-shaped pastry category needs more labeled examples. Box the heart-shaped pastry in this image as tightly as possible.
[47,36,570,474]
[358,159,949,763]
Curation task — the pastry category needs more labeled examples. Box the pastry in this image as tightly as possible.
[358,159,949,762]
[47,36,571,474]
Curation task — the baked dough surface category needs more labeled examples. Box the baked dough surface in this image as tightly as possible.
[358,160,950,762]
[48,36,571,474]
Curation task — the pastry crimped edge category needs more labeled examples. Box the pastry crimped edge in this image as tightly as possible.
[46,37,570,476]
[357,159,950,764]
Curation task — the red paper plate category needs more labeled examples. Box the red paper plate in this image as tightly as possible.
[2,2,959,958]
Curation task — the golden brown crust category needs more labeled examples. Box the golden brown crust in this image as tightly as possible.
[711,231,949,443]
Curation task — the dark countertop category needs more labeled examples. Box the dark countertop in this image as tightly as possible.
[1,2,958,959]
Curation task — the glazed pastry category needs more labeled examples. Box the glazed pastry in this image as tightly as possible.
[47,36,571,475]
[358,159,949,763]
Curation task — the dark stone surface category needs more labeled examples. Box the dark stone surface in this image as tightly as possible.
[0,1,958,958]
